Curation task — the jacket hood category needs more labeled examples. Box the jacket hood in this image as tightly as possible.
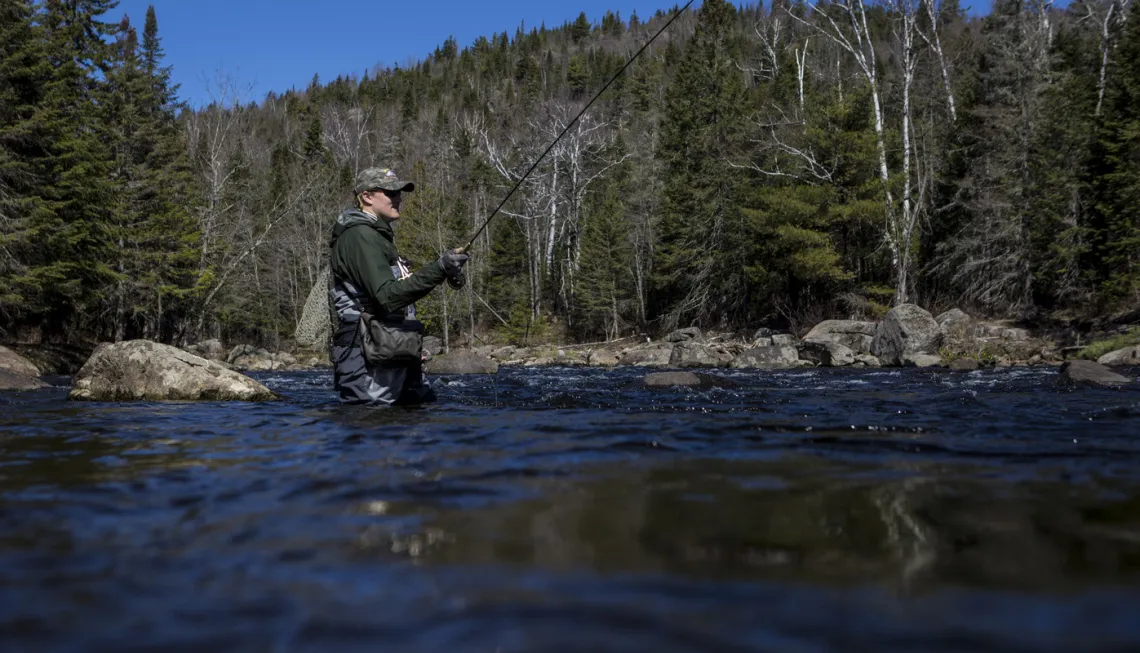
[331,209,393,245]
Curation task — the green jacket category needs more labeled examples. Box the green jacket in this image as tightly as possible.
[330,209,445,316]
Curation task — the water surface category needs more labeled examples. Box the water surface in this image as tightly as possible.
[2,365,1139,652]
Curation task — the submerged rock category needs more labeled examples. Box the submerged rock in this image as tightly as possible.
[0,345,40,378]
[872,304,943,366]
[1057,360,1132,388]
[423,350,499,375]
[643,371,737,389]
[0,368,48,391]
[68,340,280,402]
[1098,346,1140,367]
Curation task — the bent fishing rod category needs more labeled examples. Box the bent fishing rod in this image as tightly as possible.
[456,0,696,255]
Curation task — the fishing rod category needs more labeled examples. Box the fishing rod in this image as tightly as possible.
[456,0,697,254]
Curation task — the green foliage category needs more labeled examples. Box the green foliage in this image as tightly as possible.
[1078,327,1140,361]
[4,0,1139,349]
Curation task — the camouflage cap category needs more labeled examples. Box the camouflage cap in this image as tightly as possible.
[354,167,415,193]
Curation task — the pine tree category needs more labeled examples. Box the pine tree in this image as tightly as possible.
[652,0,747,329]
[22,0,122,339]
[1086,0,1140,305]
[0,0,48,324]
[103,6,202,341]
[575,137,635,340]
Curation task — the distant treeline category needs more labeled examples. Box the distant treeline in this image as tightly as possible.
[1,0,1138,348]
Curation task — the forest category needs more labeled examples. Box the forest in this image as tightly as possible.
[1,0,1138,352]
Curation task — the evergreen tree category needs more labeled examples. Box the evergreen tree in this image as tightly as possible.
[575,137,635,340]
[652,0,747,329]
[0,0,48,324]
[1086,1,1140,305]
[20,0,122,339]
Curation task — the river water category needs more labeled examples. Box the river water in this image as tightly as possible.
[2,365,1139,652]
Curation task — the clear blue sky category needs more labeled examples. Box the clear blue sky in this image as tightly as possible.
[110,1,693,108]
[110,0,998,108]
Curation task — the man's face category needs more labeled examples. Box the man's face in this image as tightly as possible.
[363,188,402,221]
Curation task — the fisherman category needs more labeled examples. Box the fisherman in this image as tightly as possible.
[328,167,469,405]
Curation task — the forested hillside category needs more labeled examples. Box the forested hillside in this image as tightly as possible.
[2,0,1138,350]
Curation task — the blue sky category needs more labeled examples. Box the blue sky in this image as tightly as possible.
[110,1,691,107]
[110,0,996,108]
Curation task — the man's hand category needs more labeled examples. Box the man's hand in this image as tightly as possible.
[439,249,469,280]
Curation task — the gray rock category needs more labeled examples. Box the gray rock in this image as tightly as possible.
[803,320,877,355]
[1058,360,1131,387]
[643,371,737,389]
[751,327,777,340]
[587,349,621,367]
[751,336,774,348]
[771,334,797,347]
[949,358,980,371]
[620,344,674,367]
[422,336,444,357]
[1,368,48,391]
[1098,346,1140,367]
[423,351,499,375]
[489,345,517,361]
[665,327,704,343]
[904,353,943,368]
[0,345,40,378]
[936,309,975,352]
[670,342,732,368]
[194,339,226,360]
[731,346,800,369]
[797,340,855,367]
[872,304,943,366]
[68,340,280,402]
[854,354,882,368]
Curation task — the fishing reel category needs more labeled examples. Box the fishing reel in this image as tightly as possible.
[447,271,466,290]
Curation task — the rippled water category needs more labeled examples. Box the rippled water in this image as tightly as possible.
[2,365,1139,652]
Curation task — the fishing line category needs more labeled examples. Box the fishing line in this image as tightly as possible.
[458,0,697,253]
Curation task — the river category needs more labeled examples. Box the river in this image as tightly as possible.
[2,365,1139,652]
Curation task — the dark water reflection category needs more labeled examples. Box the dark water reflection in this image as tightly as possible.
[2,365,1139,652]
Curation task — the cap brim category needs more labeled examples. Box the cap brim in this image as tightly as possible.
[377,181,415,192]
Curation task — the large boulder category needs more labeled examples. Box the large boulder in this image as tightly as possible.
[0,345,40,378]
[872,304,943,366]
[797,340,856,367]
[803,320,877,355]
[731,346,800,369]
[68,340,280,402]
[669,342,733,368]
[643,371,737,389]
[1098,346,1140,367]
[1,368,48,391]
[423,350,498,375]
[1057,360,1131,388]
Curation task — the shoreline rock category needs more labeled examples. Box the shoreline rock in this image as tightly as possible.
[1057,360,1132,388]
[68,340,281,402]
[0,368,48,391]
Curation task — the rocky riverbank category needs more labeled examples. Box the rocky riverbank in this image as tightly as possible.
[3,304,1138,397]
